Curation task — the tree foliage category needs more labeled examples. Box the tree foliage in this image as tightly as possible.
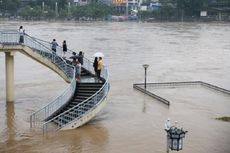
[1,0,228,20]
[18,6,42,19]
[139,0,209,20]
[0,0,19,15]
[171,0,208,16]
[72,3,117,20]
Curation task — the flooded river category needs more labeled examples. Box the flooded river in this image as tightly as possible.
[0,21,230,153]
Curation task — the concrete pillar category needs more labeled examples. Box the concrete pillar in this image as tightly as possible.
[5,52,14,102]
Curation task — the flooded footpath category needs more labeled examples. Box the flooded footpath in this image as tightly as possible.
[0,21,230,153]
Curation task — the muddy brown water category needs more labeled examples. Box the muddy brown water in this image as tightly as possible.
[0,21,230,153]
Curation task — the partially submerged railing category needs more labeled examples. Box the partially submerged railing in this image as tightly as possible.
[43,61,109,132]
[0,31,76,127]
[133,84,170,105]
[30,77,76,128]
[34,38,110,131]
[134,81,230,106]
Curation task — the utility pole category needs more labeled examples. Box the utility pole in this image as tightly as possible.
[42,1,44,15]
[55,2,58,18]
[68,2,71,17]
[126,0,128,16]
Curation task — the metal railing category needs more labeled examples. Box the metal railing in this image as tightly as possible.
[133,81,230,106]
[43,60,109,132]
[1,30,110,131]
[28,37,104,76]
[0,31,76,127]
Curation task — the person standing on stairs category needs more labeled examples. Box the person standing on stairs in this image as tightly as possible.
[62,40,67,58]
[77,51,84,65]
[19,26,25,44]
[93,57,98,81]
[51,39,58,54]
[97,57,103,82]
[75,60,81,82]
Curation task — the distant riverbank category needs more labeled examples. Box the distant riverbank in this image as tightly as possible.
[1,16,230,23]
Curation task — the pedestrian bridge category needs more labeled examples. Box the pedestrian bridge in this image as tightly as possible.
[0,31,110,132]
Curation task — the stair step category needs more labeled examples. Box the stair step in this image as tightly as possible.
[69,103,78,107]
[78,85,102,88]
[72,99,84,103]
[78,83,103,87]
[76,93,94,96]
[76,95,89,99]
[66,105,74,109]
[77,90,96,94]
[48,78,104,128]
[77,88,101,91]
[80,92,96,95]
[72,97,85,101]
[63,105,88,112]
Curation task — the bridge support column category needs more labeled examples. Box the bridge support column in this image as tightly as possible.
[5,52,15,102]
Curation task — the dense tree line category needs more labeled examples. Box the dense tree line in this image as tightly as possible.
[71,3,117,20]
[0,0,229,20]
[0,0,20,16]
[139,0,210,20]
[0,0,117,20]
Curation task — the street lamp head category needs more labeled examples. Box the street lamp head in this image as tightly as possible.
[142,64,149,89]
[142,64,149,69]
[167,126,188,151]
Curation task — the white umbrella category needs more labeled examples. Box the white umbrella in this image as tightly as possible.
[94,52,104,57]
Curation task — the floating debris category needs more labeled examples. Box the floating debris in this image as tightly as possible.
[216,116,230,122]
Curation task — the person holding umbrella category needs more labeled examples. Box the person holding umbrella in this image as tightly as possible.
[75,60,81,82]
[93,52,104,58]
[97,57,103,82]
[93,52,104,82]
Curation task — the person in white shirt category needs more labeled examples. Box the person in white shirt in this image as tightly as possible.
[51,39,58,53]
[19,26,25,43]
[75,60,81,82]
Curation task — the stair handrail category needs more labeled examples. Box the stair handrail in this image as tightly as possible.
[25,33,108,128]
[32,36,107,82]
[35,37,110,131]
[27,36,75,59]
[43,61,109,131]
[31,37,110,131]
[1,30,110,131]
[0,30,76,127]
[24,35,77,127]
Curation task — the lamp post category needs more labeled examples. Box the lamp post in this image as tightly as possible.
[126,0,128,16]
[142,64,149,89]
